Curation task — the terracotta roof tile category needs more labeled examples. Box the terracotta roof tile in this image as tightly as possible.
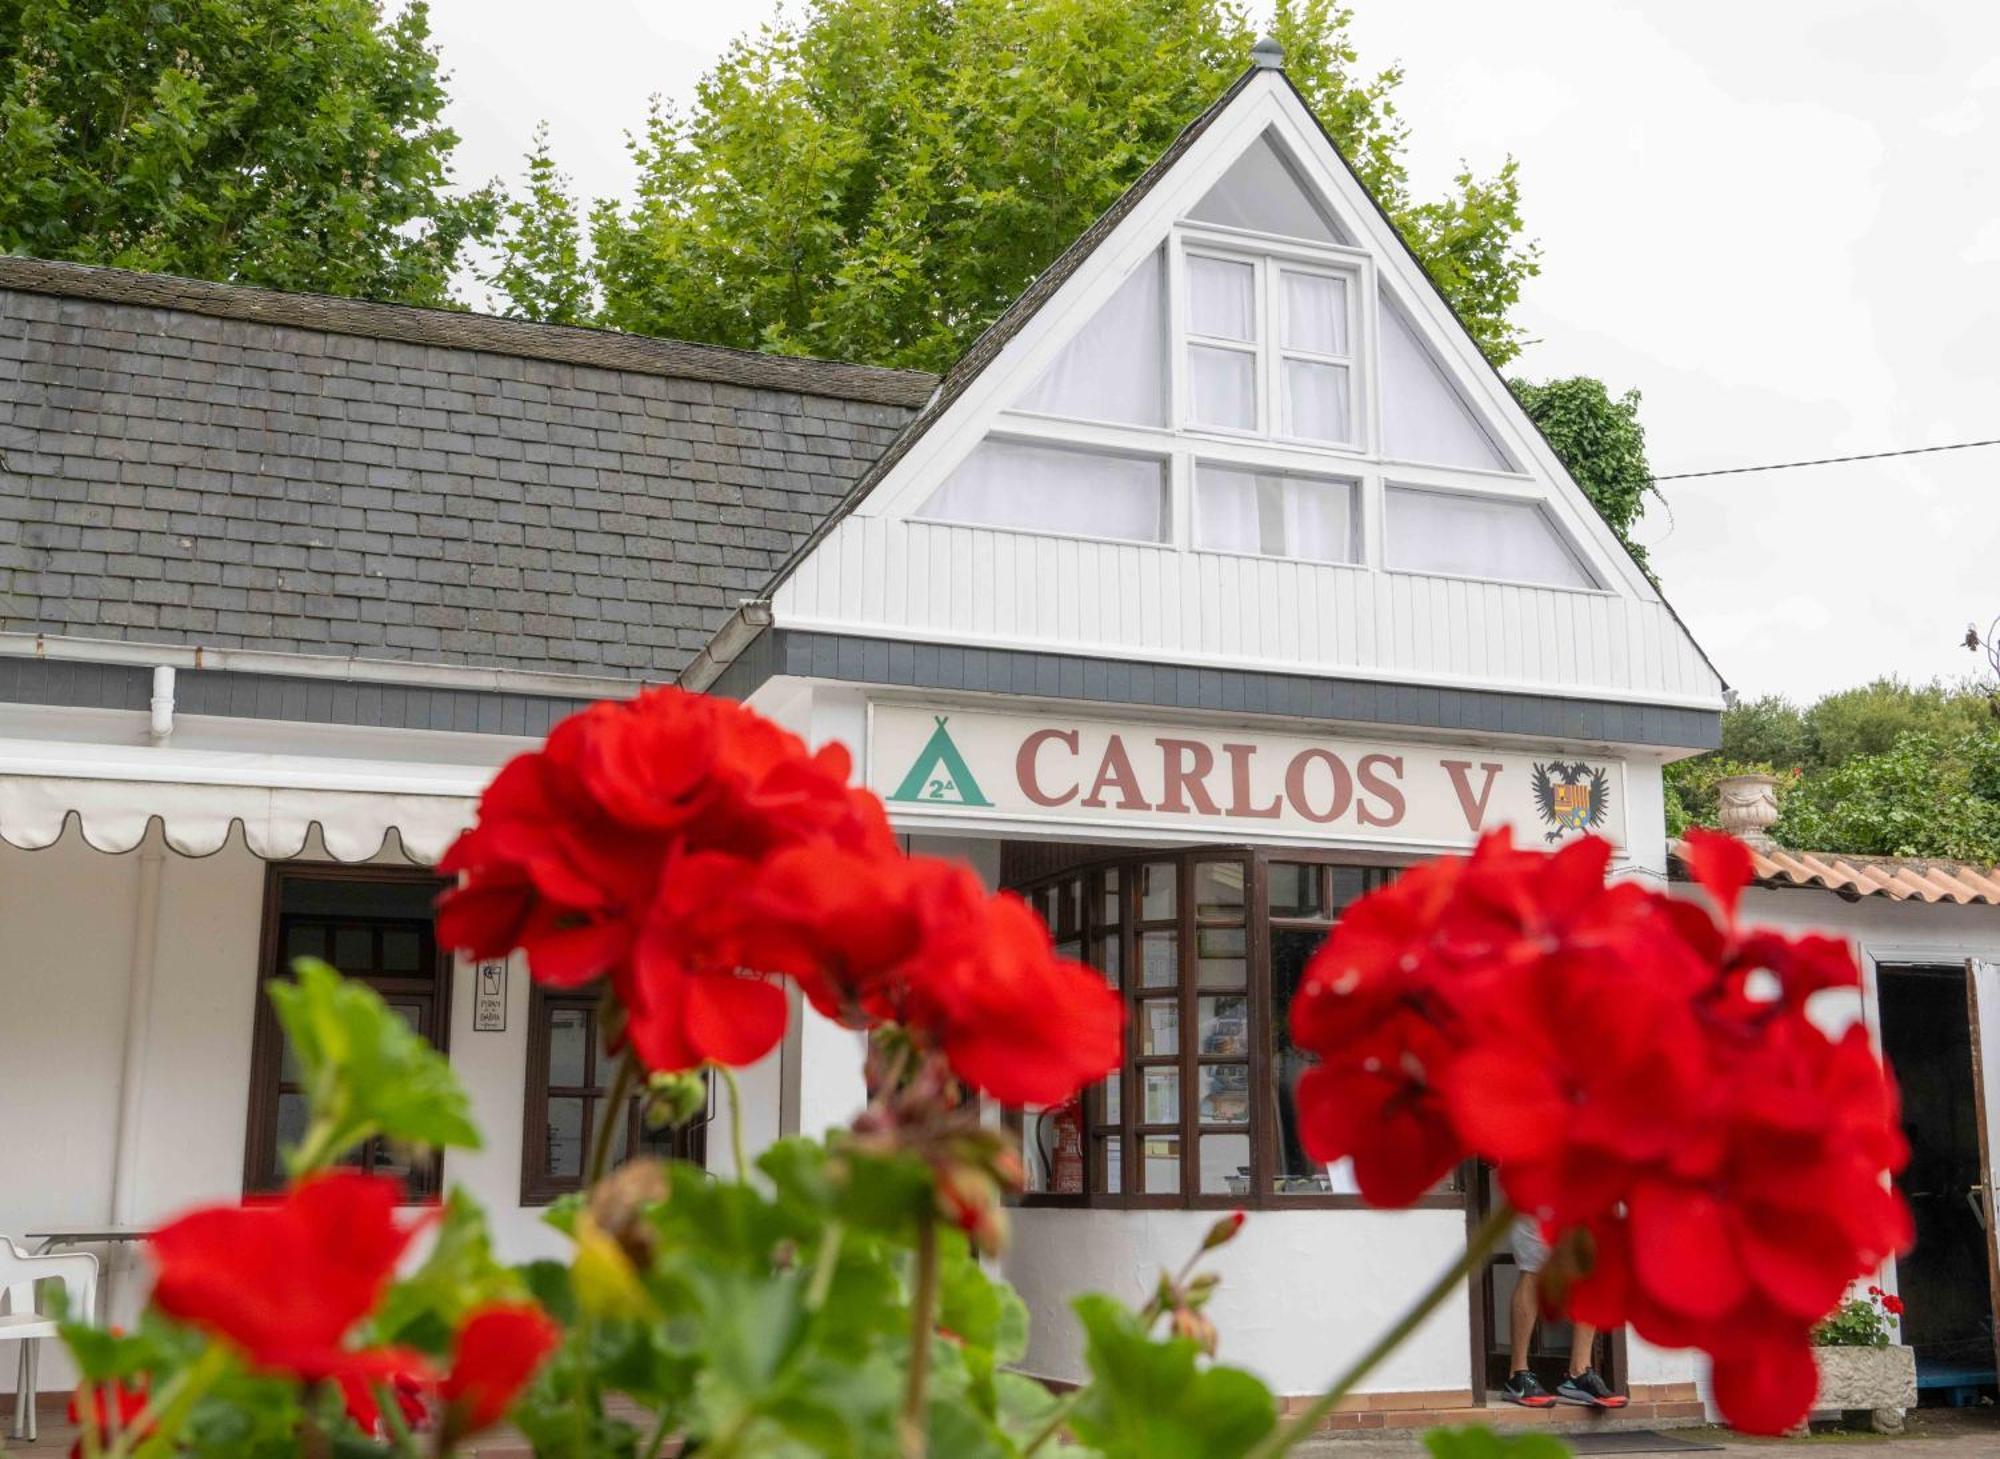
[1671,839,2000,906]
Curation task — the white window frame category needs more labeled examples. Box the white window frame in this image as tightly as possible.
[1173,234,1366,455]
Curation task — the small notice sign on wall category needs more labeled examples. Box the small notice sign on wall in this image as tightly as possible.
[473,960,508,1032]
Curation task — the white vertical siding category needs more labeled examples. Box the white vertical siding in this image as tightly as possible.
[775,518,1725,703]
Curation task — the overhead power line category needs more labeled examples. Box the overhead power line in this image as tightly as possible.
[1651,436,2000,483]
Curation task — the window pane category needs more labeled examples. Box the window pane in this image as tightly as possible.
[1139,863,1176,920]
[1054,879,1081,938]
[917,438,1168,543]
[545,1097,586,1180]
[1199,1065,1250,1124]
[1103,1136,1123,1194]
[1384,487,1597,590]
[1282,272,1348,355]
[1271,926,1334,1194]
[1096,932,1122,987]
[1193,862,1245,917]
[1187,256,1256,340]
[333,926,372,972]
[1140,931,1178,988]
[286,924,325,964]
[1283,359,1351,443]
[1198,995,1249,1057]
[1139,999,1180,1057]
[1196,926,1246,990]
[1195,465,1355,564]
[1056,938,1083,965]
[1378,287,1510,470]
[380,929,422,973]
[1143,1136,1182,1194]
[1187,134,1341,244]
[1189,345,1256,430]
[1331,866,1375,910]
[1014,249,1166,427]
[1269,863,1322,919]
[1099,1074,1123,1127]
[548,1006,590,1088]
[1200,1134,1253,1196]
[276,1091,309,1153]
[1100,867,1123,925]
[1142,1069,1180,1125]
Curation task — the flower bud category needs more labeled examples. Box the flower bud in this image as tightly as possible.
[1200,1210,1248,1253]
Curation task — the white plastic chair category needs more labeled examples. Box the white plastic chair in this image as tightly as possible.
[2,1239,97,1442]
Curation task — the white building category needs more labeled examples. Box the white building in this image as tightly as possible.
[10,49,1980,1437]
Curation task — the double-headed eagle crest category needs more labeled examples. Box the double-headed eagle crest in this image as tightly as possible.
[1531,760,1611,843]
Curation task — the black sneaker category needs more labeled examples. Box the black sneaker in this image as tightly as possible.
[1502,1370,1556,1408]
[1555,1368,1629,1409]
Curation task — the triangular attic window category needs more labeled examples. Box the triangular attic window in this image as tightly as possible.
[1012,249,1166,426]
[1377,290,1512,472]
[1186,133,1347,245]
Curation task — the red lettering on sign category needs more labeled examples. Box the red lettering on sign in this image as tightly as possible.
[1223,743,1281,819]
[1283,749,1353,824]
[1082,735,1151,811]
[1441,759,1505,830]
[1155,738,1221,816]
[1016,728,1079,807]
[1356,753,1406,827]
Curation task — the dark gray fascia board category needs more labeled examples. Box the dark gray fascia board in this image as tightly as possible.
[0,657,596,737]
[709,628,1722,752]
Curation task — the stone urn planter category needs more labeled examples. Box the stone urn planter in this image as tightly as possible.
[1810,1344,1917,1433]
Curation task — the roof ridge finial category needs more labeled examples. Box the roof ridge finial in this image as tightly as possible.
[1250,35,1285,71]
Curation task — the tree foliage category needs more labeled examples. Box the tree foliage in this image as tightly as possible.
[1509,377,1654,573]
[1667,678,2000,862]
[0,0,494,306]
[496,0,1539,374]
[484,124,591,325]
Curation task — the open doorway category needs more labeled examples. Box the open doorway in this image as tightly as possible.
[1877,963,1997,1399]
[1469,1164,1625,1400]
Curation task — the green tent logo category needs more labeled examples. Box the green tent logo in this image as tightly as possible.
[888,715,992,807]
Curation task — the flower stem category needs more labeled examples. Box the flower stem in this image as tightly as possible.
[588,1052,638,1185]
[900,1211,940,1459]
[714,1062,747,1179]
[1244,1201,1517,1459]
[1019,1387,1085,1455]
[806,1221,846,1312]
[120,1344,230,1459]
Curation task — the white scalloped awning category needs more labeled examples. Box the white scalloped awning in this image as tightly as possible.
[0,739,490,862]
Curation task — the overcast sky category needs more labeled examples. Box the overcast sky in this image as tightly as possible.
[424,0,2000,706]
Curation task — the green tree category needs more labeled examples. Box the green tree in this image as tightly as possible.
[0,0,494,306]
[1777,729,2000,862]
[1509,377,1655,573]
[567,0,1538,375]
[487,124,592,324]
[1802,677,1991,769]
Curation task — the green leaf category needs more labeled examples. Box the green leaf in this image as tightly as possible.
[268,957,480,1177]
[1424,1426,1574,1459]
[1067,1294,1276,1459]
[371,1188,522,1350]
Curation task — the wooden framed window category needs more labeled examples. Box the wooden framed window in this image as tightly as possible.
[520,987,708,1205]
[1007,846,1461,1211]
[244,864,452,1200]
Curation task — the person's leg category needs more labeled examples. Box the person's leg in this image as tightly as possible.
[1569,1321,1596,1378]
[1510,1269,1539,1375]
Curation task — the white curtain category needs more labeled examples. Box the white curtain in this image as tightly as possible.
[1283,359,1350,443]
[1188,346,1256,429]
[1377,290,1511,471]
[1014,250,1166,426]
[1187,255,1255,339]
[1196,465,1354,564]
[1385,486,1596,589]
[917,438,1166,543]
[1281,271,1347,354]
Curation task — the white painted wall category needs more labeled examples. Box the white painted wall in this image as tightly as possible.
[1004,1206,1475,1397]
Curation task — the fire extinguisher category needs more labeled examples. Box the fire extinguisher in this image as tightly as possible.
[1041,1098,1085,1194]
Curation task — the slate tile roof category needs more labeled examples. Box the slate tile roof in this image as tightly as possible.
[0,257,934,681]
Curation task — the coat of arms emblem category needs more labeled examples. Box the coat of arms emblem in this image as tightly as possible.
[1531,759,1611,843]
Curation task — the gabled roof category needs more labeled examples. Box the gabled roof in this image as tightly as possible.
[1671,839,2000,907]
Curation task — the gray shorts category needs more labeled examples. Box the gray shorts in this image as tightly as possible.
[1511,1215,1550,1274]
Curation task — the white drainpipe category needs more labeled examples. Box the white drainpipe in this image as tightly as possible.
[108,837,166,1229]
[148,665,175,741]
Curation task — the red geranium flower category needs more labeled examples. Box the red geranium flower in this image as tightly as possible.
[439,1303,563,1436]
[68,1379,149,1458]
[1287,827,1910,1434]
[147,1172,430,1399]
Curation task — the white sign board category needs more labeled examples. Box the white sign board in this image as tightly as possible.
[866,703,1626,852]
[473,959,508,1032]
